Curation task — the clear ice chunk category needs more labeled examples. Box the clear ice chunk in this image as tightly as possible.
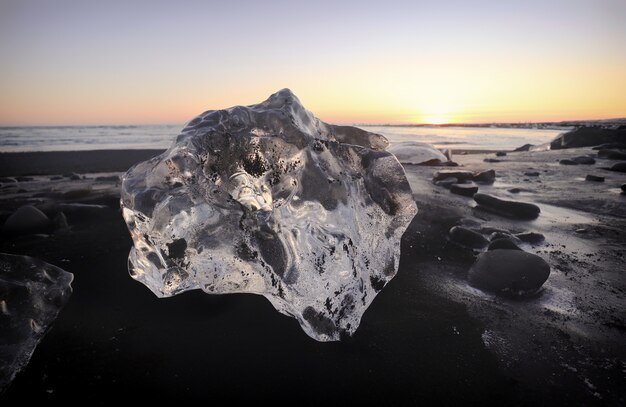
[0,253,73,391]
[121,89,416,341]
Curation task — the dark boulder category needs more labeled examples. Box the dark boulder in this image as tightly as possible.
[473,169,496,184]
[487,238,522,251]
[449,226,489,249]
[433,170,475,183]
[571,156,595,165]
[496,151,507,157]
[608,162,626,173]
[559,159,578,165]
[474,193,540,220]
[434,177,458,189]
[550,126,626,150]
[450,183,478,197]
[515,232,545,244]
[585,174,604,182]
[514,144,534,152]
[468,250,550,295]
[484,158,501,163]
[2,206,51,235]
[597,149,626,160]
[592,143,626,150]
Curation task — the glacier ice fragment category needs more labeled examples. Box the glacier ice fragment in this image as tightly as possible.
[121,89,416,341]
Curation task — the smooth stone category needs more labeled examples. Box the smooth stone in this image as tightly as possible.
[483,158,501,163]
[495,151,507,157]
[2,206,51,235]
[508,188,521,193]
[489,232,521,243]
[0,177,17,183]
[572,156,596,165]
[597,149,626,160]
[515,231,545,244]
[488,238,522,251]
[15,176,34,182]
[622,184,626,192]
[449,226,489,249]
[474,193,541,220]
[592,143,626,150]
[473,169,496,184]
[468,250,550,294]
[559,159,578,165]
[433,170,474,183]
[450,183,478,197]
[53,212,69,230]
[524,172,540,177]
[95,175,121,182]
[585,174,604,182]
[64,172,82,180]
[434,177,458,189]
[609,162,626,173]
[514,144,534,152]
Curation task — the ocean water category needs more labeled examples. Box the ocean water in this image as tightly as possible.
[0,124,566,153]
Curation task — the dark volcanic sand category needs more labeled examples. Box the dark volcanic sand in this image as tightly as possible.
[1,149,625,404]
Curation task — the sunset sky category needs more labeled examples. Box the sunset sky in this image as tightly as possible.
[1,0,625,125]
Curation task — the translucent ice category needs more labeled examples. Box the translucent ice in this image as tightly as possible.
[0,253,73,391]
[121,89,416,341]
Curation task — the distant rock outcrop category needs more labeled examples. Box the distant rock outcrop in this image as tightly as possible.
[550,126,626,150]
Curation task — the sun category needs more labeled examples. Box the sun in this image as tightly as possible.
[421,114,450,125]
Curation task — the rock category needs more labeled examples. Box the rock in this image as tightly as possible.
[0,253,73,392]
[524,171,540,177]
[514,144,534,152]
[433,170,474,183]
[95,175,121,182]
[571,156,596,165]
[483,158,501,163]
[575,228,587,234]
[488,238,522,251]
[597,149,626,160]
[64,172,82,180]
[15,176,33,182]
[592,143,626,150]
[496,151,507,157]
[0,177,17,183]
[489,232,520,243]
[53,212,69,230]
[448,226,489,249]
[450,183,478,197]
[474,193,540,220]
[550,126,626,150]
[585,174,604,182]
[468,250,550,295]
[622,184,626,192]
[62,188,92,200]
[49,176,63,180]
[515,232,545,244]
[559,159,578,165]
[608,162,626,173]
[388,142,449,166]
[434,177,458,189]
[120,89,417,342]
[2,205,51,235]
[508,188,521,193]
[473,169,496,184]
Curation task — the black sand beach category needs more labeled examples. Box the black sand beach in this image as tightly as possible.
[1,148,625,404]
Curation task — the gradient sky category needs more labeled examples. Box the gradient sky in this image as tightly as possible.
[1,0,625,125]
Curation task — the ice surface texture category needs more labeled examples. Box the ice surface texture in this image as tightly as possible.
[0,253,73,391]
[121,89,416,341]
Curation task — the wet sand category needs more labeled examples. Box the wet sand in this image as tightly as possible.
[0,148,624,404]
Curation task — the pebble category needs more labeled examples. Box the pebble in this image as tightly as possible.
[496,151,507,157]
[2,205,51,235]
[473,169,496,184]
[449,226,489,249]
[515,232,545,244]
[474,193,541,219]
[484,158,501,163]
[572,156,596,165]
[487,238,522,251]
[434,177,458,189]
[559,159,578,165]
[597,149,626,160]
[524,172,540,176]
[585,174,604,182]
[450,183,478,197]
[433,170,475,183]
[609,162,626,173]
